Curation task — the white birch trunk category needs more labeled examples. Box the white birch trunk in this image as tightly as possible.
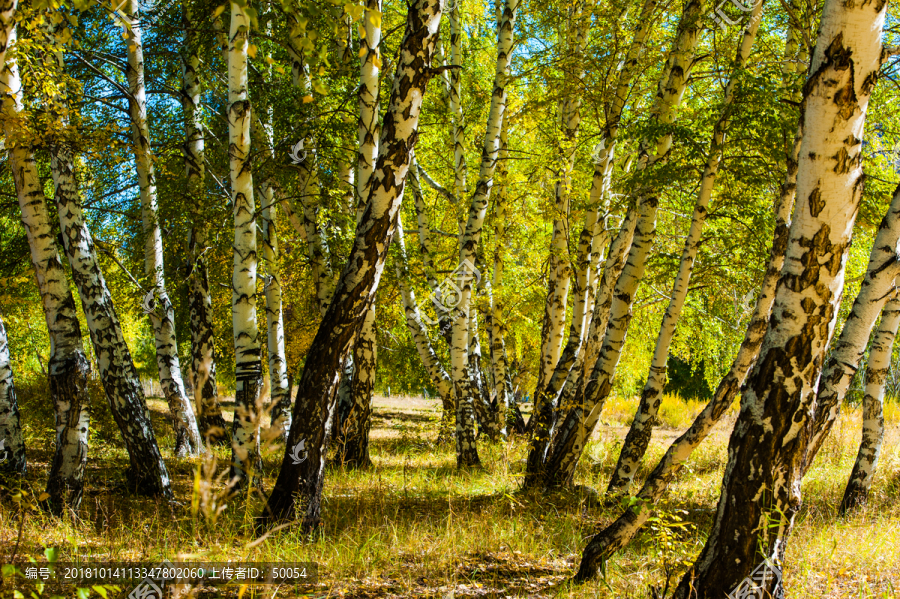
[0,313,24,475]
[228,0,262,487]
[261,186,291,441]
[448,0,466,201]
[840,290,899,513]
[668,0,887,591]
[122,0,201,457]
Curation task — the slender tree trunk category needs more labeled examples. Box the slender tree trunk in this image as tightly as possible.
[259,0,443,531]
[123,0,201,457]
[532,0,704,489]
[489,122,518,436]
[840,292,899,513]
[182,2,228,445]
[804,183,900,470]
[448,0,466,202]
[227,0,263,488]
[334,0,383,465]
[0,314,25,476]
[607,0,764,496]
[451,0,520,468]
[261,186,291,441]
[393,209,454,408]
[669,0,886,591]
[408,160,455,440]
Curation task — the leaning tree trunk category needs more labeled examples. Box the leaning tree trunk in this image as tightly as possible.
[227,0,263,488]
[606,0,764,496]
[182,1,228,445]
[450,0,520,468]
[668,0,886,592]
[576,105,799,579]
[840,292,899,513]
[335,0,383,465]
[123,0,201,457]
[259,0,443,532]
[804,183,900,470]
[393,210,455,417]
[0,313,25,476]
[408,159,456,440]
[2,28,93,509]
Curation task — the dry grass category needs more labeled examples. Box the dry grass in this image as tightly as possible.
[1,390,898,598]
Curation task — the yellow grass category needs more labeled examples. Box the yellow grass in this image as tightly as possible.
[1,391,898,598]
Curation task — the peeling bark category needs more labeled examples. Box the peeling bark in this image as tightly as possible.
[805,183,900,470]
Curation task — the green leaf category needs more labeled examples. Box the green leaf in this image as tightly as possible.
[44,547,59,564]
[92,587,109,599]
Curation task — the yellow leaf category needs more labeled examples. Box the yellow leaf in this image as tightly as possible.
[373,54,382,69]
[358,46,367,58]
[38,493,50,501]
[302,94,314,103]
[265,55,274,64]
[247,44,257,58]
[358,24,366,39]
[369,10,382,28]
[212,4,226,18]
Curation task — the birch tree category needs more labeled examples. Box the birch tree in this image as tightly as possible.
[666,0,888,590]
[121,0,201,457]
[804,183,900,470]
[182,1,228,444]
[227,0,263,488]
[0,313,24,476]
[260,0,443,530]
[531,0,707,488]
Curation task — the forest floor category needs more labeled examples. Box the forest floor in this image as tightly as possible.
[1,384,899,598]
